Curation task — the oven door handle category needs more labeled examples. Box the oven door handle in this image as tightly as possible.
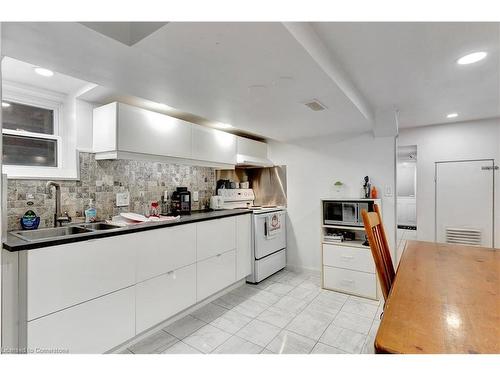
[264,220,268,236]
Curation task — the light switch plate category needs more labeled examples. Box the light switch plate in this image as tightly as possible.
[116,192,130,207]
[193,191,199,202]
[384,185,393,197]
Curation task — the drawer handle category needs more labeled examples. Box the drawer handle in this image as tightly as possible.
[216,253,222,257]
[340,279,355,285]
[167,270,177,280]
[340,255,354,260]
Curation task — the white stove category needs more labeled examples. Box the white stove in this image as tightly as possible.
[217,188,287,283]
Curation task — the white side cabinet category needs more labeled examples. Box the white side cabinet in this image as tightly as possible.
[197,250,236,301]
[236,214,252,279]
[196,217,236,261]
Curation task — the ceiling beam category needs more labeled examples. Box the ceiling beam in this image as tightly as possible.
[283,22,375,123]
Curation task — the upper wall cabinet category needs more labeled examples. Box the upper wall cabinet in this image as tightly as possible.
[191,124,237,165]
[92,102,236,168]
[236,137,272,167]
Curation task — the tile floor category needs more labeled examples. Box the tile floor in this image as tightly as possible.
[122,268,384,354]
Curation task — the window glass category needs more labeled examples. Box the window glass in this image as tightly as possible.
[2,101,54,134]
[2,134,57,167]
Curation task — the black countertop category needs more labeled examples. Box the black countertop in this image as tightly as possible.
[3,209,252,252]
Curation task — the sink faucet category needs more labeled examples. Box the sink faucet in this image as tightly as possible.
[46,181,72,227]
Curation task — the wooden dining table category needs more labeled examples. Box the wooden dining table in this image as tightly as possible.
[375,240,500,354]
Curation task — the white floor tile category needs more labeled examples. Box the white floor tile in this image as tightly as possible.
[320,324,366,354]
[311,342,347,354]
[256,306,297,328]
[162,341,202,354]
[212,336,263,354]
[273,295,309,314]
[341,298,379,319]
[348,295,381,306]
[287,286,320,302]
[232,298,269,318]
[332,311,373,335]
[191,303,229,323]
[210,309,252,334]
[236,319,281,347]
[212,292,248,309]
[163,315,206,340]
[230,285,261,299]
[266,330,316,354]
[248,289,282,306]
[182,324,232,353]
[128,330,178,354]
[264,282,295,296]
[286,308,335,340]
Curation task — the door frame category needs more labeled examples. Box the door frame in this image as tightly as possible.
[434,158,495,245]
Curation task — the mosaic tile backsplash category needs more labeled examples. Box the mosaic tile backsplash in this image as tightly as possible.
[7,153,216,231]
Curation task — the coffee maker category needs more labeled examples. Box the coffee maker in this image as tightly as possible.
[171,187,191,215]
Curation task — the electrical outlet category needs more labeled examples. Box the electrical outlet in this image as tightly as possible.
[116,192,130,207]
[384,185,393,197]
[193,191,199,202]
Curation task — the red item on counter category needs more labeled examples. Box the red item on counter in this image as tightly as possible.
[371,186,378,199]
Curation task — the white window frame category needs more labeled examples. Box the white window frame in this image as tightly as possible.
[2,81,70,178]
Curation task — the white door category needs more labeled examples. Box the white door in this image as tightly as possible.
[435,160,494,247]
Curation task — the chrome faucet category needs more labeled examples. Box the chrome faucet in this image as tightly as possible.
[46,181,72,227]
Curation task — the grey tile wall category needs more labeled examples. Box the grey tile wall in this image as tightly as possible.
[7,153,216,231]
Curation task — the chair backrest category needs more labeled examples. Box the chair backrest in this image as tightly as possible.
[361,204,395,301]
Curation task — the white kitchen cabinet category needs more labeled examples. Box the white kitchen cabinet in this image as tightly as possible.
[136,224,196,282]
[135,264,196,333]
[93,102,192,159]
[236,214,252,279]
[197,250,236,301]
[191,124,237,165]
[323,266,377,299]
[196,217,236,261]
[27,235,136,321]
[323,244,375,274]
[27,286,135,354]
[236,137,272,166]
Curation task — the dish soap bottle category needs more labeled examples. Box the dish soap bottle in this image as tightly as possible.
[85,199,97,222]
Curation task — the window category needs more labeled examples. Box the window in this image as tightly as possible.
[2,100,60,168]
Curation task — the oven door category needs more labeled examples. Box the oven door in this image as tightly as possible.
[323,201,344,225]
[253,211,286,260]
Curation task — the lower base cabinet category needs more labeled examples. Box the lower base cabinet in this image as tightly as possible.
[197,250,236,301]
[27,286,135,354]
[135,264,196,333]
[323,266,377,299]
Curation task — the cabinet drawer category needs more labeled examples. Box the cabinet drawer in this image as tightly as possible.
[136,224,196,282]
[323,244,375,273]
[197,250,236,301]
[196,217,236,261]
[27,286,135,354]
[27,236,136,321]
[323,266,377,299]
[136,264,196,333]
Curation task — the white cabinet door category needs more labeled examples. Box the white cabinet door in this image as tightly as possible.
[136,224,196,282]
[191,124,236,165]
[323,266,377,300]
[196,217,236,261]
[93,102,117,153]
[27,236,136,321]
[236,137,268,159]
[136,264,196,333]
[197,250,236,301]
[322,244,375,273]
[236,214,252,279]
[27,286,135,354]
[117,103,192,159]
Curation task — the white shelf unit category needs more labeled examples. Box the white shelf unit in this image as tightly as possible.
[320,198,381,301]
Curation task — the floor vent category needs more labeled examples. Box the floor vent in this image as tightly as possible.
[445,227,482,246]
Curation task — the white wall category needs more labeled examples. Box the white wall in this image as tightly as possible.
[399,118,500,247]
[269,132,396,272]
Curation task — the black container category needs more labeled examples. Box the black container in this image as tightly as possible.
[171,187,191,215]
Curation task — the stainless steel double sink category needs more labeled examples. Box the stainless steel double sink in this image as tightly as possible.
[10,222,122,242]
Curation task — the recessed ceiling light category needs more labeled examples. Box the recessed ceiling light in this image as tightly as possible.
[34,67,54,77]
[457,51,487,65]
[446,113,458,119]
[216,122,233,129]
[2,102,11,108]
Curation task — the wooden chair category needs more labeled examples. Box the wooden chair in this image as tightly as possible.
[361,204,395,302]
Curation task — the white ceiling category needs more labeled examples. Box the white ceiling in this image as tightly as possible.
[2,22,499,140]
[313,22,500,128]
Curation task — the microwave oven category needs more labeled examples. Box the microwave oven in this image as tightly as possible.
[323,200,374,227]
